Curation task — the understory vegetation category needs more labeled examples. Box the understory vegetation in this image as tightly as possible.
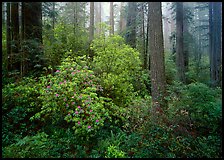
[2,34,222,158]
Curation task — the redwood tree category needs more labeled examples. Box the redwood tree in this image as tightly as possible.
[176,2,186,83]
[148,2,167,110]
[126,2,137,48]
[209,2,222,87]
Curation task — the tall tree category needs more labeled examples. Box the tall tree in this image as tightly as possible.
[109,2,114,35]
[11,2,20,71]
[52,2,55,31]
[95,2,101,35]
[89,2,94,60]
[183,3,191,73]
[6,2,11,72]
[176,2,186,83]
[140,2,147,69]
[2,2,6,25]
[23,2,42,42]
[22,2,43,75]
[148,2,167,110]
[126,2,137,48]
[119,2,126,34]
[146,3,150,70]
[209,2,222,87]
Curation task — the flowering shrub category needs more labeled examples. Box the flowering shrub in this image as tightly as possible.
[31,56,124,137]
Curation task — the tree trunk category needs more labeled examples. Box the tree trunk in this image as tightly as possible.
[99,2,101,34]
[183,3,189,75]
[89,2,94,60]
[11,2,20,71]
[209,2,222,87]
[22,2,43,75]
[23,2,42,43]
[176,2,186,83]
[141,3,147,70]
[126,2,137,48]
[110,2,114,35]
[52,2,55,31]
[95,2,101,35]
[73,3,78,35]
[119,2,126,34]
[146,3,150,70]
[148,2,167,110]
[2,2,6,25]
[6,2,11,72]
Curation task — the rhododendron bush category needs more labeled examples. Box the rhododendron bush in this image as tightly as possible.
[31,56,126,137]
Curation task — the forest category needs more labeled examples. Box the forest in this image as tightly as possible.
[2,2,222,158]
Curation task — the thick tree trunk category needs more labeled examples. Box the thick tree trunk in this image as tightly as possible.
[148,2,167,110]
[209,2,222,87]
[176,2,186,83]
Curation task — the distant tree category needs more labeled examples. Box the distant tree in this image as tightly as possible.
[6,2,11,71]
[110,2,114,35]
[176,2,186,83]
[11,2,20,71]
[209,2,222,87]
[21,2,43,75]
[148,2,167,110]
[23,3,42,42]
[95,2,102,35]
[89,2,94,60]
[119,2,126,34]
[146,2,150,70]
[141,2,146,69]
[126,2,137,48]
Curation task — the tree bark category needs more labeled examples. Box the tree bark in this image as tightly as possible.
[148,2,167,110]
[176,2,186,83]
[209,2,222,87]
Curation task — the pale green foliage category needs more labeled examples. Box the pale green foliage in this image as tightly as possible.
[31,55,126,138]
[106,145,126,158]
[91,35,142,106]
